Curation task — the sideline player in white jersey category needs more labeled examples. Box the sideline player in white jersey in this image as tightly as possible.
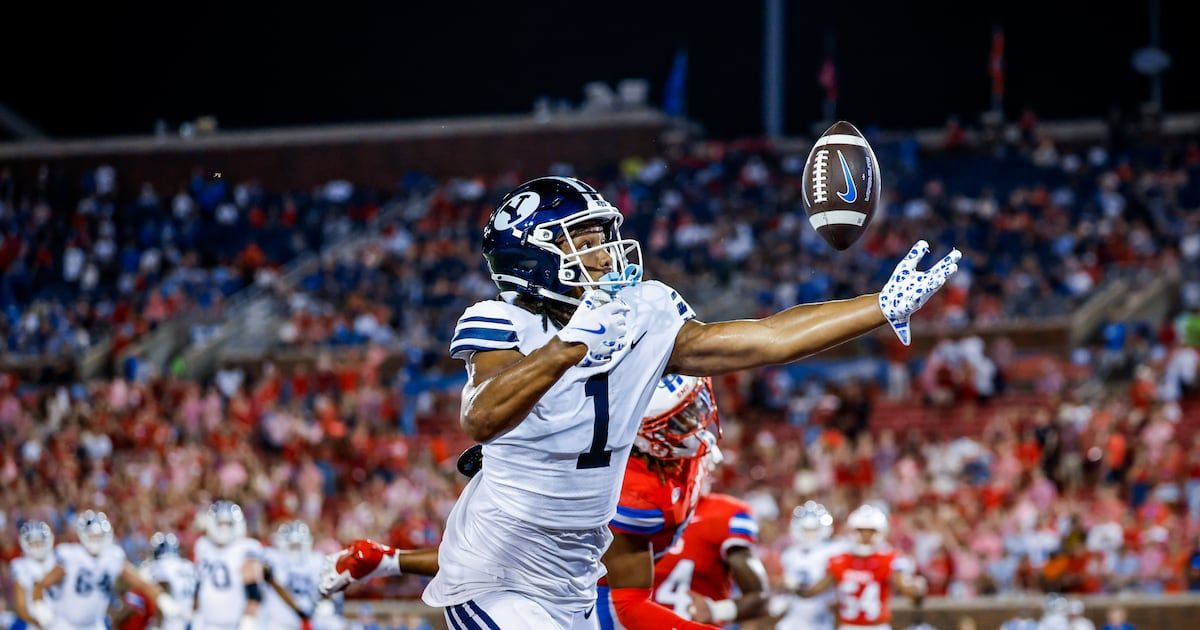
[260,521,325,629]
[778,502,846,630]
[10,521,61,630]
[30,511,182,630]
[423,176,961,629]
[193,501,265,630]
[143,532,197,630]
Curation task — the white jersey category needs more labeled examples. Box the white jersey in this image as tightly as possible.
[144,554,197,630]
[427,281,694,613]
[193,536,262,628]
[311,593,347,630]
[11,555,60,620]
[446,281,695,528]
[259,547,324,630]
[51,542,126,629]
[778,540,848,630]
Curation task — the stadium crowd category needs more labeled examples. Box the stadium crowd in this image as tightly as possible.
[1,333,1198,608]
[2,120,1200,628]
[4,123,1200,368]
[0,167,408,359]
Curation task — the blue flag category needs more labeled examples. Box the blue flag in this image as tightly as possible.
[664,49,688,117]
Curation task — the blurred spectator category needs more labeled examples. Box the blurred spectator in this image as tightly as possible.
[1101,607,1134,630]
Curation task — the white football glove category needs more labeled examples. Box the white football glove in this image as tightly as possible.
[879,240,962,346]
[30,600,55,628]
[237,614,258,630]
[156,593,185,619]
[556,289,630,367]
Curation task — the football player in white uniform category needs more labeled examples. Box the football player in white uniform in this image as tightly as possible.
[192,501,265,630]
[425,176,961,629]
[778,502,845,630]
[260,521,324,629]
[10,521,60,630]
[31,511,182,630]
[143,532,197,630]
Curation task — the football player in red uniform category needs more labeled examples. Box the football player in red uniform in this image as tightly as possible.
[797,504,926,630]
[651,484,777,628]
[596,374,722,630]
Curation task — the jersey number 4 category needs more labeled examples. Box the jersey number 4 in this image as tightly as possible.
[576,374,612,469]
[654,559,695,618]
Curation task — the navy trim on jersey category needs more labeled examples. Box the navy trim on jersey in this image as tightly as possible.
[446,605,475,630]
[452,328,518,343]
[460,316,514,326]
[466,600,502,630]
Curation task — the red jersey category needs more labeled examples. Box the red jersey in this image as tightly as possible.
[826,549,898,626]
[653,493,759,603]
[606,455,704,557]
[116,589,153,630]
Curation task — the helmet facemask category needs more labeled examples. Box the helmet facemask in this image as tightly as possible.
[636,376,720,461]
[273,521,313,555]
[76,511,113,556]
[207,502,247,546]
[846,504,889,555]
[529,209,643,303]
[790,502,834,548]
[20,522,54,561]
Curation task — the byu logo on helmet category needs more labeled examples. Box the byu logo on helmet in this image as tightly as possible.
[493,192,541,231]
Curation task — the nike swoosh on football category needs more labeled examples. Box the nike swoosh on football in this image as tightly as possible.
[570,324,606,335]
[836,150,858,203]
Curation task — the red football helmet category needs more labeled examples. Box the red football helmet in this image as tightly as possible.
[635,374,720,460]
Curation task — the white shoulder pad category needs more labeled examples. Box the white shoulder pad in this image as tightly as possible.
[242,537,264,558]
[449,299,533,360]
[629,281,696,321]
[55,543,79,565]
[105,544,127,566]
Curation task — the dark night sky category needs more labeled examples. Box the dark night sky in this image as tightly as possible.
[2,0,1198,139]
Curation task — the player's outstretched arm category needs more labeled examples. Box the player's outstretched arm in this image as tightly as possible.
[461,291,628,442]
[120,562,184,620]
[602,533,718,630]
[318,540,440,596]
[668,241,960,375]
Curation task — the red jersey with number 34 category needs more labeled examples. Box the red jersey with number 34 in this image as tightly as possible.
[826,549,897,626]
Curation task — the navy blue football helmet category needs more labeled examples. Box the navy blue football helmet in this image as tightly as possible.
[482,176,641,305]
[150,531,180,559]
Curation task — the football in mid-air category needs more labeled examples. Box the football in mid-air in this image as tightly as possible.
[801,120,881,250]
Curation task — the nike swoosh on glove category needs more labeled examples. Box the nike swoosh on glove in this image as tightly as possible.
[879,240,962,346]
[556,289,630,368]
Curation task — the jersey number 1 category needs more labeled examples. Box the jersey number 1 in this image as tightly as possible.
[576,374,612,469]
